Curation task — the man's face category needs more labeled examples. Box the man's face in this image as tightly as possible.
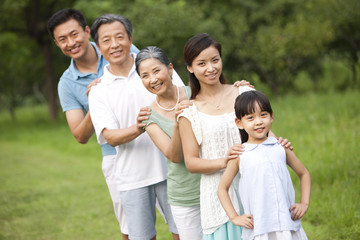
[96,21,132,66]
[53,19,91,60]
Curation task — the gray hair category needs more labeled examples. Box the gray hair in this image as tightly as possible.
[90,14,132,45]
[135,46,171,75]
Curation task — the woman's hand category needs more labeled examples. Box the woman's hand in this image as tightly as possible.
[221,144,244,168]
[226,144,244,160]
[137,107,151,131]
[174,99,193,122]
[289,203,309,220]
[86,78,102,96]
[233,80,254,89]
[277,137,294,151]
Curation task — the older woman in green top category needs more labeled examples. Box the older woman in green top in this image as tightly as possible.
[135,46,202,239]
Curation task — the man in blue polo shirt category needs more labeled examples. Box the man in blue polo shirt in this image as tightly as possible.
[47,8,139,239]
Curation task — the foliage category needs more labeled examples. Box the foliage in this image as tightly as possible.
[0,0,75,120]
[0,32,43,119]
[0,0,359,117]
[74,0,359,92]
[325,0,360,86]
[1,91,359,239]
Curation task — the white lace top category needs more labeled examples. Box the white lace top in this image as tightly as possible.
[179,104,242,234]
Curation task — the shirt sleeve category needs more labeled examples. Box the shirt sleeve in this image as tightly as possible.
[172,69,185,87]
[58,75,83,112]
[130,44,140,54]
[177,106,202,145]
[88,85,119,144]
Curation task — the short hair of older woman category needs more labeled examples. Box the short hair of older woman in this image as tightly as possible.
[135,46,172,75]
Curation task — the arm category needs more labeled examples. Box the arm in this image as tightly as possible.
[65,78,103,143]
[65,109,94,144]
[102,125,144,147]
[178,117,237,174]
[286,148,311,220]
[145,99,193,163]
[89,85,146,147]
[102,113,146,147]
[146,123,182,163]
[218,158,254,229]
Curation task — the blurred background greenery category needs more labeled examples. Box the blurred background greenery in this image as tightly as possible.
[0,0,359,239]
[0,0,359,120]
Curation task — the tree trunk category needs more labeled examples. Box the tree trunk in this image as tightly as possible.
[351,63,356,87]
[41,41,58,120]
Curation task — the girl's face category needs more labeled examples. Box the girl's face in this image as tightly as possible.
[235,102,274,144]
[138,58,173,95]
[187,45,222,86]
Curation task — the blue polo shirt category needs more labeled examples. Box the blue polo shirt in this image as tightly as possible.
[58,42,139,156]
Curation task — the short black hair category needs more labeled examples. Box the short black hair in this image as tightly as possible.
[234,90,273,143]
[90,14,132,45]
[47,8,87,39]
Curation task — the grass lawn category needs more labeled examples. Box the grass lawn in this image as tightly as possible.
[0,90,359,239]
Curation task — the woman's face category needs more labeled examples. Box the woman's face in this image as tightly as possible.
[187,45,222,86]
[138,58,173,95]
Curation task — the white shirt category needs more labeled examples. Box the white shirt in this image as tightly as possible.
[89,53,184,191]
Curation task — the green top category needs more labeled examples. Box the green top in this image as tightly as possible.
[144,86,200,206]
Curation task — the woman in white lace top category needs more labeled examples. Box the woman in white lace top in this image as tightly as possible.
[178,33,291,240]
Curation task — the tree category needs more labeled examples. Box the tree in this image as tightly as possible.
[325,0,360,86]
[0,0,74,120]
[74,0,212,80]
[0,32,42,120]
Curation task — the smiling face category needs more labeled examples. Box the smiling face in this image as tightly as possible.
[96,21,132,66]
[236,102,274,144]
[138,58,173,95]
[187,45,222,87]
[53,19,91,60]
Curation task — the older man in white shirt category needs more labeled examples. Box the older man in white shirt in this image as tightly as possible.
[88,14,182,240]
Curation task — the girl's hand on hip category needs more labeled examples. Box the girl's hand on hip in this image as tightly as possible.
[290,203,309,220]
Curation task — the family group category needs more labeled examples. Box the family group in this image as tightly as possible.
[47,8,311,240]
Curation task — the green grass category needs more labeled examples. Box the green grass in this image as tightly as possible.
[0,90,359,239]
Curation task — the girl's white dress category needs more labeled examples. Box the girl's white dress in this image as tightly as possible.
[239,137,308,240]
[179,104,242,235]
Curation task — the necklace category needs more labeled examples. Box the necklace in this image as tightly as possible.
[155,86,179,112]
[215,85,224,110]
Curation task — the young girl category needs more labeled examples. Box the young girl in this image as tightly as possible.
[218,90,311,240]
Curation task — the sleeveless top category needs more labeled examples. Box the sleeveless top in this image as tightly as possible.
[239,137,302,239]
[144,86,201,206]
